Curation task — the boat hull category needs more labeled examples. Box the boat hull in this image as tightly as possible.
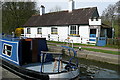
[1,58,49,80]
[1,58,79,80]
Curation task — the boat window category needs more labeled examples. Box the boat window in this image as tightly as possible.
[3,44,12,57]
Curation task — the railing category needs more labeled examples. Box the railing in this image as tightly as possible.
[61,46,78,68]
[64,39,74,48]
[21,34,97,44]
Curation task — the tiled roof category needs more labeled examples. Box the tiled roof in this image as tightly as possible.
[23,7,99,27]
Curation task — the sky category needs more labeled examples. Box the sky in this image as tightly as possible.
[36,0,119,16]
[1,0,119,16]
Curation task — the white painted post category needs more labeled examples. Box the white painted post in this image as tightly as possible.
[76,26,78,35]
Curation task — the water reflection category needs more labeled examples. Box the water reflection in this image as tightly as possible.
[62,54,120,79]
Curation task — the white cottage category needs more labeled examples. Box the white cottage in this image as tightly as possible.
[23,0,112,45]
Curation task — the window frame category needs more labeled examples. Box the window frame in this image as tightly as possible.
[69,25,79,36]
[2,43,12,57]
[51,27,58,34]
[37,28,42,34]
[27,28,31,34]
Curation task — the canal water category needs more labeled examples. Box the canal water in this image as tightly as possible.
[62,54,120,80]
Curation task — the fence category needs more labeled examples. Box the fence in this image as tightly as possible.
[107,38,120,46]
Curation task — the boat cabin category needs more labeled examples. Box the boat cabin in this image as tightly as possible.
[0,37,53,65]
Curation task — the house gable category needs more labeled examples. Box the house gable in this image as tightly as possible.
[91,7,99,18]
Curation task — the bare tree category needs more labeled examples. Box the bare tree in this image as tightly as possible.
[49,5,61,13]
[102,4,116,21]
[101,1,120,37]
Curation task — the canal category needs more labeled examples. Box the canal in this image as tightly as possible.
[79,58,120,79]
[1,55,120,79]
[62,54,120,79]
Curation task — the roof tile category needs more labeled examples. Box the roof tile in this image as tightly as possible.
[23,7,98,27]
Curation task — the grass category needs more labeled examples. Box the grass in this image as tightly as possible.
[47,40,96,46]
[47,41,119,55]
[105,45,119,49]
[47,40,119,49]
[77,47,119,55]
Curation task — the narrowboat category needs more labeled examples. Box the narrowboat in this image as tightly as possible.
[0,35,79,80]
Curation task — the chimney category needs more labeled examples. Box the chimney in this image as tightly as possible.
[68,0,75,12]
[40,5,45,15]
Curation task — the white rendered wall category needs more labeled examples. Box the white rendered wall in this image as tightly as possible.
[68,37,81,43]
[23,25,101,44]
[30,28,37,37]
[42,27,51,40]
[79,26,89,44]
[24,27,37,38]
[89,19,101,26]
[58,26,68,42]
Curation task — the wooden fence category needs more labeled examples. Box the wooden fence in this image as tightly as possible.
[107,38,120,46]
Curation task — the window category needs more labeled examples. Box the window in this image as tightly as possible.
[90,29,96,37]
[3,44,12,57]
[51,28,58,34]
[27,28,31,34]
[90,29,96,34]
[70,25,79,36]
[37,28,42,34]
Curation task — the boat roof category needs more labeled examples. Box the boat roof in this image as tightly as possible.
[0,35,21,42]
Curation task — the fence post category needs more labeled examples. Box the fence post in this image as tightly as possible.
[48,34,50,40]
[58,35,59,41]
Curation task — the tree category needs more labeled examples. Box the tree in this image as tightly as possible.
[101,1,120,38]
[2,2,39,34]
[101,4,116,23]
[49,5,61,13]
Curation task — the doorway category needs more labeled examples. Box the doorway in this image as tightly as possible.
[90,29,96,38]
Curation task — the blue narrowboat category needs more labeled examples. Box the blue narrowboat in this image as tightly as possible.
[0,35,79,80]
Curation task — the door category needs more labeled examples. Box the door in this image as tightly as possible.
[89,29,96,41]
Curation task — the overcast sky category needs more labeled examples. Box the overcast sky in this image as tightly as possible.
[36,0,119,16]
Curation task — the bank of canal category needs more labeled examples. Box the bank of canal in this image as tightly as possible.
[49,45,120,79]
[48,45,119,65]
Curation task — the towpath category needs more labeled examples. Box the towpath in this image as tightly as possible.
[47,42,118,51]
[0,66,23,79]
[48,44,119,65]
[47,42,119,64]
